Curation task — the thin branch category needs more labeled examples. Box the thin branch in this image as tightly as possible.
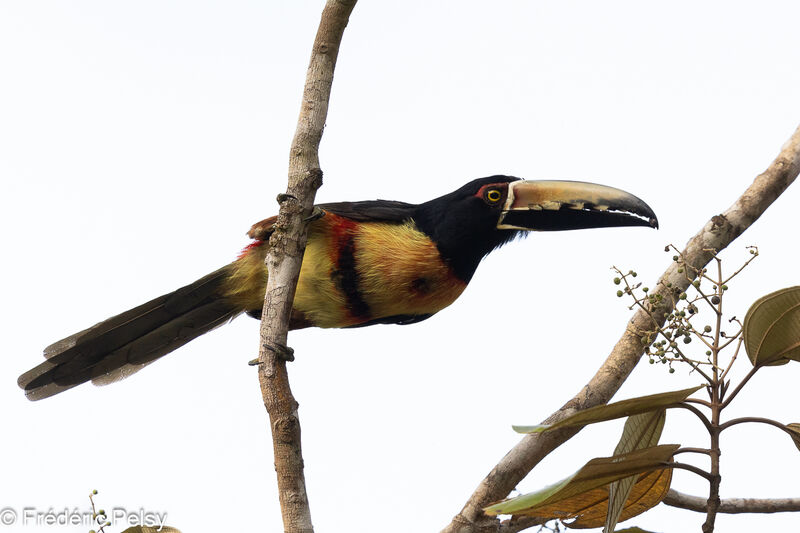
[719,416,793,434]
[718,329,742,351]
[441,123,800,533]
[674,403,714,433]
[719,336,743,381]
[720,365,759,408]
[616,275,714,382]
[670,462,713,481]
[674,447,713,456]
[689,281,719,316]
[722,246,760,285]
[257,2,357,533]
[664,489,800,514]
[684,397,713,408]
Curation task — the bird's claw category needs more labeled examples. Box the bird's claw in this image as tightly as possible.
[276,193,297,204]
[264,342,295,362]
[249,342,296,365]
[304,206,325,222]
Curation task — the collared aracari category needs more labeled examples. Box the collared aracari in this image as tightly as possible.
[18,176,657,400]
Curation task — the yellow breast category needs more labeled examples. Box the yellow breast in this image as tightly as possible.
[353,221,467,321]
[223,214,467,329]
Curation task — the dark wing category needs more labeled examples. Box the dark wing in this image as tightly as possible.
[344,313,435,328]
[319,199,417,223]
[247,200,417,240]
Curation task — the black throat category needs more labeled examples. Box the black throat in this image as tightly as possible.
[412,178,521,283]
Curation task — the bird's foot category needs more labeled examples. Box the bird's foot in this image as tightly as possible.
[304,206,325,222]
[264,342,296,362]
[248,342,295,365]
[276,192,297,204]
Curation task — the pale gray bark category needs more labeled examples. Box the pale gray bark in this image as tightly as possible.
[664,489,800,514]
[257,2,357,533]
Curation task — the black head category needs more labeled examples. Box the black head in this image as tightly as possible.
[413,176,525,282]
[413,175,658,282]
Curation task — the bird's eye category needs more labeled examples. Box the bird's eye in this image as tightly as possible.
[485,189,502,204]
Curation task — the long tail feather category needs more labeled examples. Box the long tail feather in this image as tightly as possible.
[18,267,240,401]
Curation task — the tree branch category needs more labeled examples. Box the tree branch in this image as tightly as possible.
[664,489,800,514]
[257,2,357,532]
[719,416,794,435]
[669,462,713,482]
[441,123,800,533]
[720,365,759,408]
[674,402,714,434]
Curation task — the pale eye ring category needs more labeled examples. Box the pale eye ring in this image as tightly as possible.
[486,189,502,203]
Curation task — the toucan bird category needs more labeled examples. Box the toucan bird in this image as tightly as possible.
[18,176,657,400]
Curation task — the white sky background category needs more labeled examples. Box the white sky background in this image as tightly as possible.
[2,2,800,532]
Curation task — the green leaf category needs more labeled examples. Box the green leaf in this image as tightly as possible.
[613,412,666,454]
[787,423,800,453]
[605,411,667,532]
[483,444,679,519]
[743,286,800,366]
[513,386,702,434]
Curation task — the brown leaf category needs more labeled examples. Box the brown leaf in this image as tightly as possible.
[483,445,678,519]
[569,467,673,529]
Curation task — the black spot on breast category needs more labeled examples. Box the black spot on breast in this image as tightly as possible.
[410,277,430,294]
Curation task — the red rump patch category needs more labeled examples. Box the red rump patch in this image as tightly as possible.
[325,214,359,262]
[323,213,370,320]
[237,240,266,259]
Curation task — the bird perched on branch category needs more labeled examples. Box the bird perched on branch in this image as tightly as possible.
[19,176,657,400]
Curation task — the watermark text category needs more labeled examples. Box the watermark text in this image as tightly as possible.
[0,506,167,530]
